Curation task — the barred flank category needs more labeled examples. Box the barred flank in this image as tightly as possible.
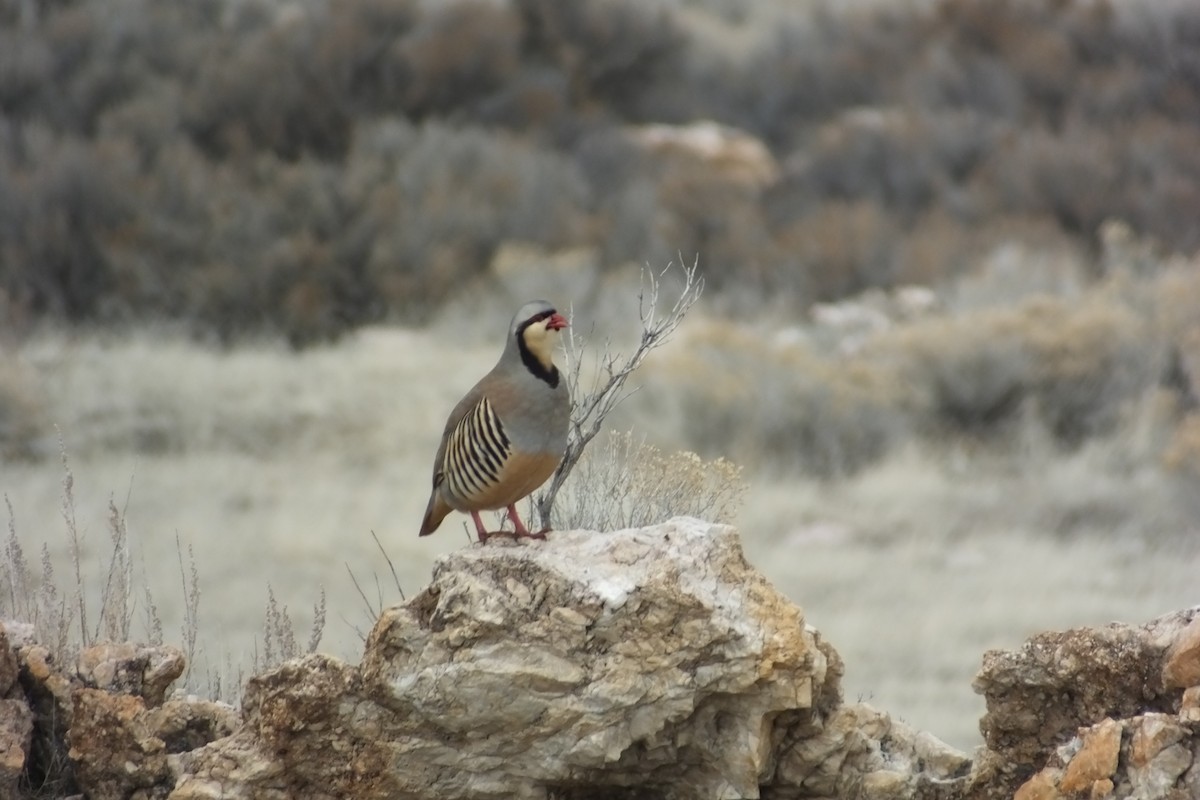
[444,398,511,502]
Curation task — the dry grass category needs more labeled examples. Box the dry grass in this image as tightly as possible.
[2,440,156,662]
[552,430,746,531]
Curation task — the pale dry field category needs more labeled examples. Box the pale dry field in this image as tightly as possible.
[2,306,1198,750]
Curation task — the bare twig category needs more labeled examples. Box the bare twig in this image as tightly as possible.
[371,530,406,602]
[307,586,326,654]
[534,259,704,529]
[177,533,200,685]
[58,431,89,648]
[4,495,28,623]
[346,562,377,628]
[344,530,408,642]
[96,498,133,642]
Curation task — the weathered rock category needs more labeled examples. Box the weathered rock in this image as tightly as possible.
[1012,767,1061,800]
[69,688,173,800]
[1180,686,1200,723]
[76,642,186,707]
[0,620,37,651]
[1,620,232,799]
[1161,614,1200,690]
[153,697,239,756]
[969,610,1196,796]
[174,521,814,798]
[1058,717,1121,794]
[975,607,1200,800]
[7,523,1200,800]
[68,688,241,800]
[172,519,969,800]
[0,625,33,796]
[1127,714,1193,799]
[1009,709,1199,800]
[16,641,77,794]
[771,701,971,798]
[0,696,34,796]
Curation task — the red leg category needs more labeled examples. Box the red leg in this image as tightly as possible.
[471,511,491,543]
[506,505,546,540]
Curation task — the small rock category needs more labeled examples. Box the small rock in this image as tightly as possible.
[69,689,170,800]
[1180,686,1200,723]
[21,644,54,684]
[1014,768,1063,800]
[859,768,909,798]
[1129,713,1185,767]
[1129,742,1193,798]
[974,614,1181,778]
[76,643,185,707]
[1059,718,1122,794]
[1162,614,1200,690]
[0,697,34,794]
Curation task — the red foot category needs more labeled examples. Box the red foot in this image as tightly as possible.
[471,508,552,544]
[477,528,547,544]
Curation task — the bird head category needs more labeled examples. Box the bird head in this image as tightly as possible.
[512,300,567,371]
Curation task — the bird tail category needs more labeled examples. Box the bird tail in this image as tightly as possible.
[418,493,451,537]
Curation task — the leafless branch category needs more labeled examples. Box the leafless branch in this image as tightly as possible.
[344,530,407,642]
[534,258,704,529]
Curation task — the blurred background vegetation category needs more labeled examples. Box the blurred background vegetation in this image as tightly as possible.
[1,0,1198,342]
[4,0,1199,480]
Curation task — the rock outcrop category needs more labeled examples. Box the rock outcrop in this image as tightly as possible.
[3,626,238,799]
[171,519,968,799]
[3,518,1199,799]
[968,607,1200,800]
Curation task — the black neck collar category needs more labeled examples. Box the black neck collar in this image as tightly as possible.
[516,323,560,388]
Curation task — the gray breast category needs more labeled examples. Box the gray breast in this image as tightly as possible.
[503,371,570,457]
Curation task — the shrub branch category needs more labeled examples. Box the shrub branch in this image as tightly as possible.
[535,259,703,529]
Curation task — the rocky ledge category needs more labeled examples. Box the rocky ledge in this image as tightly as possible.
[2,518,1198,799]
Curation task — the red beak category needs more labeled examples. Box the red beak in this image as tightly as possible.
[546,312,568,331]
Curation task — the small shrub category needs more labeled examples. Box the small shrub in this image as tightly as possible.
[1,447,149,662]
[651,163,775,297]
[394,1,522,118]
[772,200,899,302]
[974,122,1123,238]
[893,209,977,287]
[651,318,911,476]
[889,316,1031,436]
[256,585,325,674]
[552,431,746,531]
[884,287,1162,444]
[515,0,686,117]
[353,121,592,320]
[0,127,128,322]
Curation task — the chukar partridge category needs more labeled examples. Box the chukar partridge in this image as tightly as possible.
[418,300,570,542]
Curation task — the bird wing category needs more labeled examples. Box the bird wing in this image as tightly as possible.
[440,394,513,506]
[428,381,486,491]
